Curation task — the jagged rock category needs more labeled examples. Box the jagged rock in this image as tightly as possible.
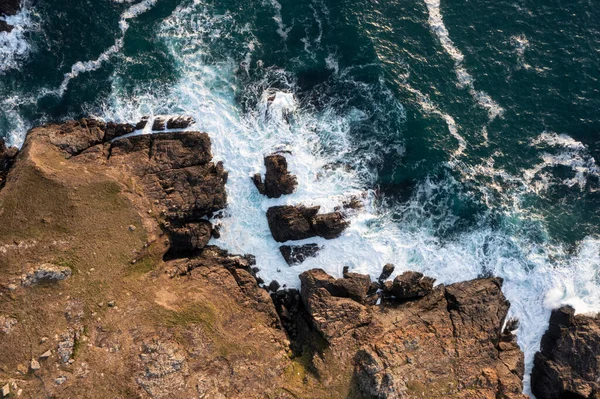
[1,383,9,397]
[0,315,17,334]
[166,116,195,130]
[21,264,72,286]
[252,154,297,198]
[531,305,600,399]
[103,122,135,141]
[135,116,149,130]
[390,271,434,300]
[279,243,320,265]
[151,115,195,131]
[165,220,213,256]
[311,212,349,239]
[355,277,526,399]
[299,269,372,340]
[164,245,256,277]
[378,263,395,283]
[39,349,52,359]
[152,116,167,131]
[266,205,349,242]
[57,328,81,364]
[266,205,320,242]
[0,138,19,187]
[109,132,227,222]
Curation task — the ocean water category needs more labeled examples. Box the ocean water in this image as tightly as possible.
[1,0,599,394]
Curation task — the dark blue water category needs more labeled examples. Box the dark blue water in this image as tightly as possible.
[1,0,599,393]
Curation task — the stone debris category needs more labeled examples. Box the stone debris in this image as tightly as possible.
[0,315,17,334]
[21,264,72,286]
[30,359,40,371]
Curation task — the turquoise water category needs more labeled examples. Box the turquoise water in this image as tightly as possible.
[1,0,599,393]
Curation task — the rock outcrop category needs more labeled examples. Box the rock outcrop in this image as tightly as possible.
[296,268,527,399]
[252,154,297,198]
[531,305,600,399]
[0,119,533,399]
[267,205,348,242]
[0,0,20,16]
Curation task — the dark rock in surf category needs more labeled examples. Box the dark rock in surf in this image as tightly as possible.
[531,305,600,399]
[166,115,195,130]
[0,0,20,16]
[152,116,167,131]
[266,205,320,242]
[311,212,348,239]
[0,19,13,32]
[135,116,149,130]
[252,154,297,198]
[280,244,320,266]
[391,271,434,300]
[266,205,349,242]
[378,263,395,283]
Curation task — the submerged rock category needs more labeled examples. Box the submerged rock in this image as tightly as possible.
[279,243,320,265]
[531,305,600,399]
[266,205,348,242]
[252,154,297,198]
[21,264,72,286]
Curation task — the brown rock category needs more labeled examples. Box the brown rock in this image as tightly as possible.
[378,263,395,283]
[355,277,527,399]
[391,271,434,300]
[0,138,18,188]
[532,305,600,399]
[252,154,297,198]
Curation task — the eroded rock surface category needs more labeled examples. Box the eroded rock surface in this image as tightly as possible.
[21,264,72,286]
[252,154,297,198]
[532,306,600,399]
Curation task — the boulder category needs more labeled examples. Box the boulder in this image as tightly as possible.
[252,154,297,198]
[103,122,135,141]
[378,263,395,283]
[266,205,349,242]
[279,243,320,265]
[531,305,600,399]
[266,205,320,242]
[390,271,434,300]
[21,264,72,286]
[0,19,13,32]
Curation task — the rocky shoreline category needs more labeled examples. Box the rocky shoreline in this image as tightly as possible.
[0,120,598,398]
[0,0,21,32]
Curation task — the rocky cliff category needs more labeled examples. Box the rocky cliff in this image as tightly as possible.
[532,306,600,399]
[0,119,535,398]
[0,0,20,32]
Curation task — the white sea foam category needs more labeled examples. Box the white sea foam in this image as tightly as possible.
[56,0,158,96]
[268,0,291,41]
[423,0,504,121]
[90,2,600,396]
[0,3,36,74]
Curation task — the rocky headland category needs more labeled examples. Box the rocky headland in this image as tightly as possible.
[0,119,596,398]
